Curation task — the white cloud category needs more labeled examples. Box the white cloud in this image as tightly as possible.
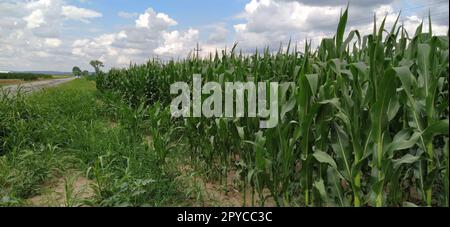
[245,0,272,14]
[232,0,449,52]
[71,7,196,68]
[230,0,347,50]
[33,51,50,57]
[154,29,199,55]
[72,39,90,47]
[157,13,178,26]
[234,24,247,32]
[136,8,177,30]
[25,0,53,9]
[207,26,228,44]
[24,9,45,28]
[0,0,448,71]
[94,34,117,46]
[62,5,102,23]
[118,11,138,19]
[45,38,62,47]
[0,0,103,71]
[348,5,449,39]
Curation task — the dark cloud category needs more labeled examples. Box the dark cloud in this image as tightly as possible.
[281,0,448,26]
[232,0,448,53]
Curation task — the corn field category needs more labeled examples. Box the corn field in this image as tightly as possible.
[96,9,449,207]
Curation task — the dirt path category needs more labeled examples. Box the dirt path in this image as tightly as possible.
[0,77,75,96]
[27,171,96,207]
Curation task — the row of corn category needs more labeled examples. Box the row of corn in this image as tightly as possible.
[96,8,449,207]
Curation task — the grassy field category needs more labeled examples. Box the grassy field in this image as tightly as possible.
[0,78,276,207]
[0,79,190,206]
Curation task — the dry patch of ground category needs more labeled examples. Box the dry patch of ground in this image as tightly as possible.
[144,134,153,147]
[27,171,96,207]
[109,121,118,129]
[177,164,276,207]
[0,79,24,86]
[0,78,51,86]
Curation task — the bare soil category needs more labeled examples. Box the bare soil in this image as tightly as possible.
[27,171,95,207]
[178,164,276,207]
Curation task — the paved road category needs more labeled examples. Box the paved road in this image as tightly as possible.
[1,77,75,96]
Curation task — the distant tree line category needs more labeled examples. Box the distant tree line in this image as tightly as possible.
[0,72,52,81]
[72,60,104,78]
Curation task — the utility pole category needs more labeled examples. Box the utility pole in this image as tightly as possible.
[194,42,202,60]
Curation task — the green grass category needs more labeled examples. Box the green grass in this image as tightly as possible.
[57,78,96,91]
[0,79,184,206]
[50,75,71,79]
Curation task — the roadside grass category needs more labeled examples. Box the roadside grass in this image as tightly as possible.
[50,75,71,79]
[0,78,183,206]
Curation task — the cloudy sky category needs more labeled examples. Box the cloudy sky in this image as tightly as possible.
[0,0,448,72]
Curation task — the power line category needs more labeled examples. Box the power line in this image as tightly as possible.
[396,0,448,13]
[346,0,449,25]
[194,42,202,59]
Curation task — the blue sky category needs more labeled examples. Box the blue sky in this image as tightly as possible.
[0,0,448,71]
[63,0,247,36]
[63,0,447,39]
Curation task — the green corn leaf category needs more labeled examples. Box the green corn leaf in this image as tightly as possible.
[313,179,329,205]
[305,74,319,95]
[422,119,449,143]
[336,6,348,57]
[313,150,338,170]
[393,154,421,169]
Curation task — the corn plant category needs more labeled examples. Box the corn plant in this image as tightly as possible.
[97,7,449,207]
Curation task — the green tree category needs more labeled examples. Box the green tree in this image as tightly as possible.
[82,70,90,77]
[72,66,82,77]
[89,60,104,74]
